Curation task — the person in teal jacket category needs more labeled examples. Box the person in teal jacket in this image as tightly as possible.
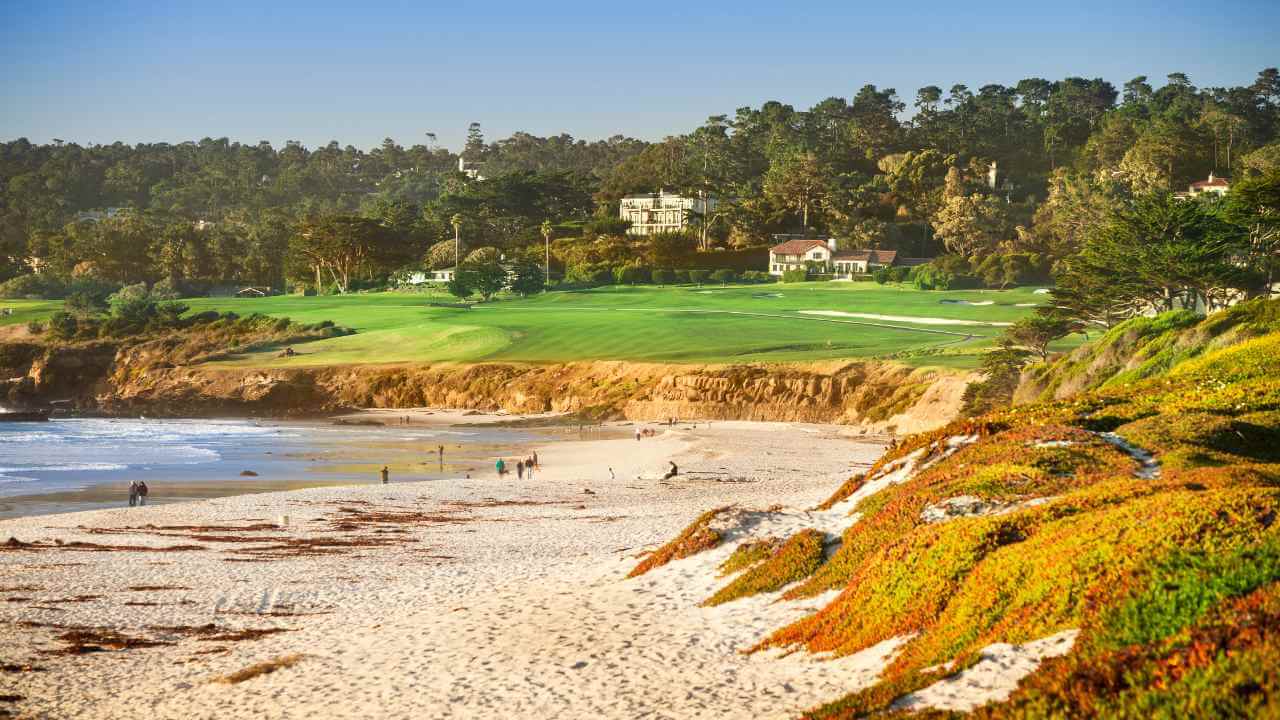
[496,458,506,477]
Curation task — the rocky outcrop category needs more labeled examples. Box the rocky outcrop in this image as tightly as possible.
[1,338,973,431]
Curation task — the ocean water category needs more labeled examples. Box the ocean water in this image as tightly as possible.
[0,417,556,516]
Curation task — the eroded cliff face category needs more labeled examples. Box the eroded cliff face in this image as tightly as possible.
[1,341,973,432]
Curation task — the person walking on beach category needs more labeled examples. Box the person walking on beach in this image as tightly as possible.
[381,466,389,484]
[635,427,642,441]
[532,451,539,469]
[496,458,506,477]
[516,459,525,480]
[525,457,535,481]
[137,481,148,506]
[128,480,139,507]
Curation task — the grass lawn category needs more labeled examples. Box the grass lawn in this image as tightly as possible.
[2,282,1078,368]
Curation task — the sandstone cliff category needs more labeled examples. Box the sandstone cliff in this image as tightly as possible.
[1,339,972,432]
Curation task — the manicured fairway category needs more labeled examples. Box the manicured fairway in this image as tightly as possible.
[182,282,1060,367]
[2,283,1072,368]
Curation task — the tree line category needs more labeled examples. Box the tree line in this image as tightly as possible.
[1,69,1278,300]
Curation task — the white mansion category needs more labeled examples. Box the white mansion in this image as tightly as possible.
[619,190,716,236]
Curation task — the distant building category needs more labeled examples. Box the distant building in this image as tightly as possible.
[1187,173,1230,198]
[831,249,901,277]
[458,156,484,181]
[768,238,835,276]
[619,190,716,236]
[403,267,456,285]
[768,237,931,279]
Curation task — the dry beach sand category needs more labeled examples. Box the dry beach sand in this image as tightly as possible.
[1,420,1068,718]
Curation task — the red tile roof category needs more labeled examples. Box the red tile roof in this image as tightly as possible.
[769,239,830,255]
[832,249,898,265]
[1190,177,1230,189]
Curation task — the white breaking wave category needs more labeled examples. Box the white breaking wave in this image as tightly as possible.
[0,462,127,473]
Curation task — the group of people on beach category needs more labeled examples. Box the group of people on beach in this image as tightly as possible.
[635,418,693,441]
[496,452,539,480]
[127,480,149,507]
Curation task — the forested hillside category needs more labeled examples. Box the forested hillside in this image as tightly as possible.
[1,69,1278,305]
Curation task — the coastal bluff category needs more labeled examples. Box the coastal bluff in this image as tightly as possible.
[0,338,969,432]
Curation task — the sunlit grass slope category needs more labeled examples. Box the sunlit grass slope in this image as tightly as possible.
[157,283,1055,368]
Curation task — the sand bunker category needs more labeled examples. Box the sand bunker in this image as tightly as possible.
[798,310,1012,327]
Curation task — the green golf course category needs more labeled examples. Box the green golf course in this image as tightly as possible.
[1,282,1070,368]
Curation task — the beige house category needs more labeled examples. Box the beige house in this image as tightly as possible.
[769,237,932,279]
[831,249,899,277]
[619,190,716,236]
[767,238,835,276]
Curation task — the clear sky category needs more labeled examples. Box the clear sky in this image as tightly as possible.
[1,0,1277,151]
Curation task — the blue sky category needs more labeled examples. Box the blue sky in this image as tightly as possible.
[1,0,1277,151]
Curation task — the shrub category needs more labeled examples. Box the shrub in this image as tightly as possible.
[781,268,808,283]
[651,268,675,286]
[710,268,736,285]
[673,269,691,285]
[150,277,184,300]
[0,273,66,299]
[107,283,159,327]
[46,311,78,340]
[741,270,775,283]
[689,269,711,286]
[614,264,650,285]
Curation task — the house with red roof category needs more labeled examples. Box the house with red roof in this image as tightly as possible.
[768,236,932,279]
[1175,173,1230,200]
[767,238,835,276]
[832,249,899,276]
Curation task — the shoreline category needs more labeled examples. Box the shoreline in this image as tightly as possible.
[0,411,609,520]
[1,420,889,719]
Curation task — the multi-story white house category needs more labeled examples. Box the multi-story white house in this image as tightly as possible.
[619,190,716,236]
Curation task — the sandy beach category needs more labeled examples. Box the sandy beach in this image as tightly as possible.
[2,419,897,719]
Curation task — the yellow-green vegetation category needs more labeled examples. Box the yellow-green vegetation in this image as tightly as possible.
[628,507,729,578]
[1018,298,1280,402]
[722,299,1280,718]
[816,473,867,511]
[704,529,827,607]
[718,537,782,576]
